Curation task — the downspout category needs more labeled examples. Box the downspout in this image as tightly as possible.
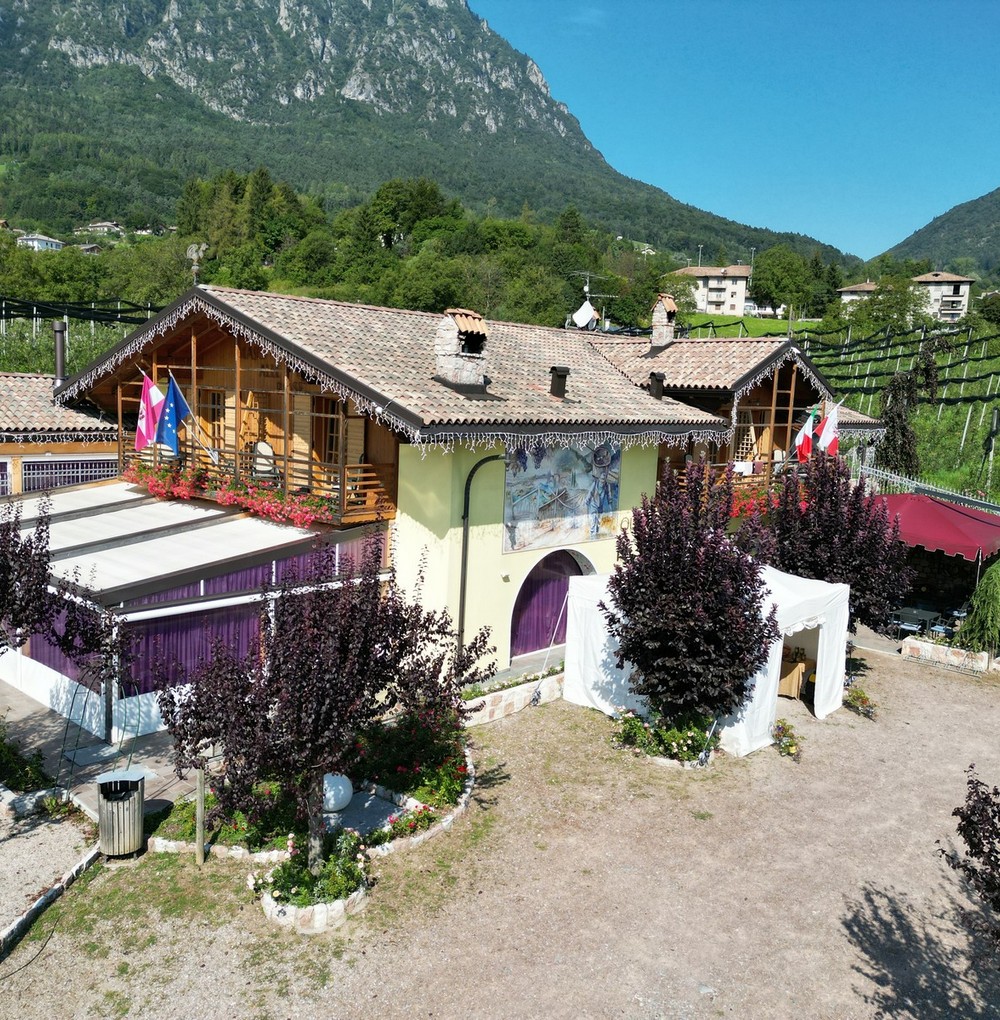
[457,453,504,651]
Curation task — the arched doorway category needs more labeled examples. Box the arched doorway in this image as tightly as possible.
[510,550,592,660]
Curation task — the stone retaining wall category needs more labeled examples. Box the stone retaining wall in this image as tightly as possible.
[464,673,564,726]
[901,637,989,673]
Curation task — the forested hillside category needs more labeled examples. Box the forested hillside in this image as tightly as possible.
[887,187,1000,278]
[0,0,848,266]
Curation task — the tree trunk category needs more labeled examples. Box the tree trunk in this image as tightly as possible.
[307,774,326,875]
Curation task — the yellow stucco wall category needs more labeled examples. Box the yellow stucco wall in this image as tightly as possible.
[393,442,658,667]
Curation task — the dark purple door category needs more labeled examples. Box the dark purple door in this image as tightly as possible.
[510,551,584,658]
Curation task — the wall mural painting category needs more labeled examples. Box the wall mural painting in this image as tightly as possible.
[503,442,621,553]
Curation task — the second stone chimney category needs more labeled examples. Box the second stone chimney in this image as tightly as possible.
[435,308,488,390]
[650,294,677,352]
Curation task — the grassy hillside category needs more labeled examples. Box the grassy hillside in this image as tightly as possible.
[805,324,1000,499]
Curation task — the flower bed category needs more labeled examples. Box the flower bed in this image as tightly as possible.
[122,461,338,528]
[612,709,719,766]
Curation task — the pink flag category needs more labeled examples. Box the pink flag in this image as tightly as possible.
[135,374,165,451]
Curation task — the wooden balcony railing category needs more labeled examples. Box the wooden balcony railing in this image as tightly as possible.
[128,443,397,526]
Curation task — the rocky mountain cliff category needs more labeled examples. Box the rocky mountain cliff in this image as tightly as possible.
[0,0,846,261]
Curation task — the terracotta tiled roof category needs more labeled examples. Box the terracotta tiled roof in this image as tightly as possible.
[911,271,975,284]
[589,338,882,432]
[61,287,728,445]
[838,281,878,294]
[674,265,752,279]
[589,336,799,391]
[0,373,117,437]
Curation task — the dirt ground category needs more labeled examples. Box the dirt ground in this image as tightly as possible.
[2,649,1000,1019]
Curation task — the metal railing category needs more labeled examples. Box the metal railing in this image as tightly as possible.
[847,454,1000,516]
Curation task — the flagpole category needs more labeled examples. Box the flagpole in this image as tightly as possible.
[168,370,220,465]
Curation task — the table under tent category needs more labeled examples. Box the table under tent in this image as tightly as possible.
[563,566,850,757]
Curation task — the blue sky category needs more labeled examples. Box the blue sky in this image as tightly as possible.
[469,0,1000,260]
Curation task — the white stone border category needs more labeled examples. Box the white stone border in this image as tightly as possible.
[147,749,476,935]
[0,843,101,960]
[0,782,67,819]
[260,885,368,935]
[363,748,476,859]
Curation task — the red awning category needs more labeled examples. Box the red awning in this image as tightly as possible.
[880,493,1000,562]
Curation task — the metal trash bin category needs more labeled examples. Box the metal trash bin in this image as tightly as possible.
[96,768,145,857]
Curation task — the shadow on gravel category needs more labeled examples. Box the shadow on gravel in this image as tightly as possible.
[470,761,511,810]
[842,882,1000,1018]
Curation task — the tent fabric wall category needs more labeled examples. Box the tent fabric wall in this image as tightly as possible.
[564,574,645,716]
[564,567,849,758]
[719,567,850,755]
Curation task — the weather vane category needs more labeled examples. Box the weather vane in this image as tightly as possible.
[186,242,208,285]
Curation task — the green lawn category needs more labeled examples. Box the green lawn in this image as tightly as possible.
[684,312,820,338]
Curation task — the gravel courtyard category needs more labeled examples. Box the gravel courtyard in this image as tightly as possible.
[2,649,999,1019]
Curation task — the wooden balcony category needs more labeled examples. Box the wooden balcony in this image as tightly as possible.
[128,444,397,527]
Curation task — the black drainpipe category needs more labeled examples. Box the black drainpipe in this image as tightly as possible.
[457,452,505,651]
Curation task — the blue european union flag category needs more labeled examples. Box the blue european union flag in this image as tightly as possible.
[155,376,193,456]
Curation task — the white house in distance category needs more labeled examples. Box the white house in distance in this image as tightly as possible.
[16,233,64,252]
[836,281,878,307]
[838,272,974,322]
[675,264,752,316]
[911,271,974,322]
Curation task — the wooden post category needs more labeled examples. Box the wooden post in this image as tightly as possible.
[196,768,205,866]
[282,363,291,496]
[234,340,242,481]
[116,381,125,475]
[190,328,198,464]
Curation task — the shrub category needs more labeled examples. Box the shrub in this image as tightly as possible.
[938,765,1000,957]
[604,460,777,720]
[253,828,368,908]
[0,713,51,792]
[844,686,878,720]
[614,709,719,763]
[353,705,468,808]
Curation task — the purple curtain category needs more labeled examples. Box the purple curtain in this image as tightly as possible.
[204,563,274,596]
[26,609,102,688]
[510,551,583,658]
[125,582,202,608]
[126,602,260,695]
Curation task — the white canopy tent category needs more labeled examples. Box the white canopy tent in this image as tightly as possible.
[563,566,850,757]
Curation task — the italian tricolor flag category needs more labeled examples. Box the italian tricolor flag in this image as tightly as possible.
[815,401,842,456]
[794,407,818,463]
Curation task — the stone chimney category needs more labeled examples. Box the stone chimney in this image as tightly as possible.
[435,308,488,390]
[650,294,677,352]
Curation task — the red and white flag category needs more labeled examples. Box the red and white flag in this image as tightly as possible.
[794,408,816,463]
[135,374,165,451]
[815,401,842,456]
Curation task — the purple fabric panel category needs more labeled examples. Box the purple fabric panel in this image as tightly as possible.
[126,602,260,695]
[510,551,582,658]
[204,563,274,596]
[28,627,83,683]
[125,582,202,608]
